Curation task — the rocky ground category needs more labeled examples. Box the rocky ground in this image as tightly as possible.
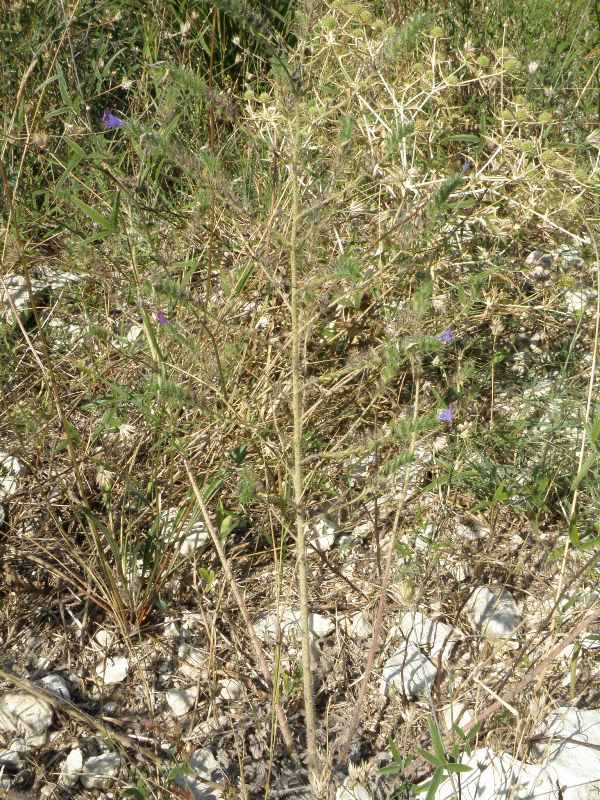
[2,243,600,797]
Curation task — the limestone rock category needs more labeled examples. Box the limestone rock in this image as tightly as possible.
[0,692,53,740]
[80,752,121,789]
[380,643,437,698]
[466,586,521,639]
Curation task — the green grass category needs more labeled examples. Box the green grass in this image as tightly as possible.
[2,0,600,797]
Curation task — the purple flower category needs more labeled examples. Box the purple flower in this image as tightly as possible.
[102,109,124,129]
[438,405,454,423]
[156,310,169,325]
[439,328,454,344]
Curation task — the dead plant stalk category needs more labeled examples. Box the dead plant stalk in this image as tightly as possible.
[289,105,319,781]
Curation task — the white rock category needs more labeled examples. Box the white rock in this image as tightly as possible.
[434,747,559,800]
[0,738,27,768]
[442,701,474,731]
[118,423,136,443]
[254,608,335,643]
[525,250,554,268]
[533,707,600,799]
[161,508,210,556]
[0,274,41,323]
[191,748,221,779]
[380,643,437,698]
[80,752,121,789]
[350,611,373,640]
[255,314,271,331]
[163,617,180,639]
[173,749,223,799]
[565,288,595,313]
[309,516,338,552]
[558,247,584,267]
[449,561,471,582]
[347,452,376,484]
[395,610,462,665]
[36,265,82,290]
[59,747,83,787]
[0,692,53,739]
[466,586,521,639]
[454,516,489,542]
[126,323,143,343]
[432,293,449,312]
[90,628,116,652]
[336,782,372,800]
[166,686,198,717]
[181,611,204,632]
[219,679,243,701]
[0,452,26,476]
[0,474,19,498]
[96,655,129,685]
[179,522,210,556]
[39,674,71,700]
[178,645,207,681]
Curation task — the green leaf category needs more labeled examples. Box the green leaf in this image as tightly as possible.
[426,768,445,800]
[220,515,236,539]
[69,193,114,234]
[340,115,354,143]
[416,747,447,770]
[444,761,473,775]
[64,419,81,446]
[447,134,481,143]
[121,789,146,800]
[428,717,447,761]
[56,63,72,108]
[569,520,581,547]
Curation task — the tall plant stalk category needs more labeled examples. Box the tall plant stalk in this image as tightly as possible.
[289,106,319,782]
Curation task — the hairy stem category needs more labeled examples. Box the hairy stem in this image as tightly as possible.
[289,105,319,780]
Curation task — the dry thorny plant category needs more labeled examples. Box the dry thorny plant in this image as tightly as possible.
[1,0,600,797]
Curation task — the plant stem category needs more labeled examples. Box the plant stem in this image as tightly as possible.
[289,104,319,782]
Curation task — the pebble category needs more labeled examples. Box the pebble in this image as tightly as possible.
[350,611,373,640]
[170,748,225,799]
[80,752,121,789]
[166,686,198,717]
[434,747,559,800]
[0,692,53,740]
[39,674,71,701]
[394,610,462,665]
[219,678,243,701]
[163,617,180,639]
[564,288,595,313]
[466,586,521,639]
[0,738,27,768]
[336,782,372,800]
[254,608,335,643]
[454,516,489,542]
[96,655,129,685]
[178,645,207,681]
[160,507,210,556]
[309,515,338,552]
[0,452,27,476]
[59,747,83,787]
[90,628,116,653]
[380,643,437,698]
